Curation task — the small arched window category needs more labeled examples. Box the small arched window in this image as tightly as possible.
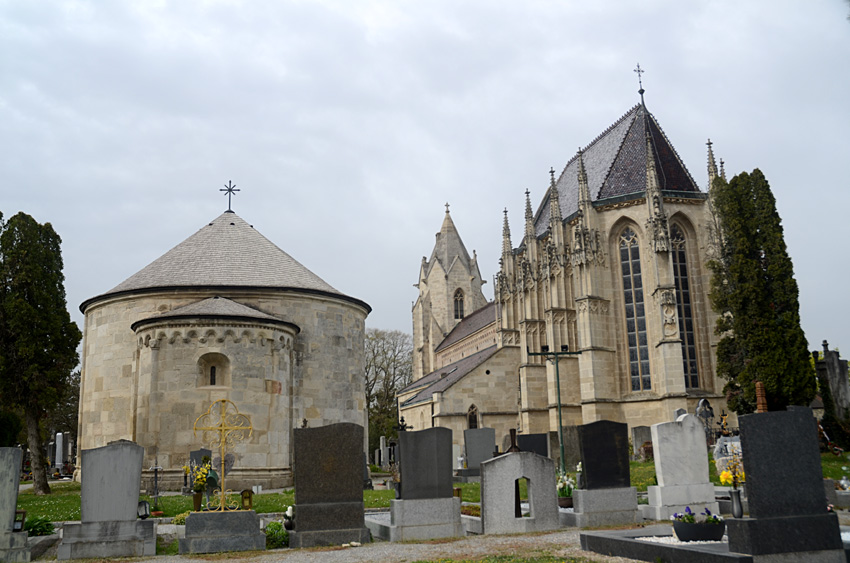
[454,289,465,320]
[467,404,479,429]
[210,366,217,386]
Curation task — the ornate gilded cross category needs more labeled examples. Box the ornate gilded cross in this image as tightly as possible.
[193,399,253,511]
[220,180,240,212]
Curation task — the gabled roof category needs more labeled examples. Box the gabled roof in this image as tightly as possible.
[435,301,497,353]
[534,103,701,237]
[400,345,499,407]
[82,212,370,312]
[129,296,300,332]
[425,209,474,278]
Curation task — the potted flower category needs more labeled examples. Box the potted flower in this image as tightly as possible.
[671,506,725,541]
[283,505,294,530]
[556,471,575,508]
[719,453,745,518]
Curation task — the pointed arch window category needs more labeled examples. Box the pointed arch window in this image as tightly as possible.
[620,227,650,391]
[671,224,699,389]
[467,405,479,429]
[454,289,465,320]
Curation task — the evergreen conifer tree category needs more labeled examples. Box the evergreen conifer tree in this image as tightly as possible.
[708,170,815,413]
[0,212,81,494]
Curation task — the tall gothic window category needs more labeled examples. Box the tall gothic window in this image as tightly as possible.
[454,289,465,320]
[671,224,699,388]
[620,227,650,391]
[467,405,479,429]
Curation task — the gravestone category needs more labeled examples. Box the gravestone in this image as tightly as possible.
[570,420,638,528]
[480,452,559,534]
[673,408,687,419]
[713,435,742,474]
[0,448,30,563]
[179,511,265,554]
[726,407,843,561]
[362,453,373,490]
[190,448,212,467]
[212,453,235,476]
[54,432,64,471]
[640,414,719,520]
[289,423,370,548]
[630,426,651,456]
[561,425,582,474]
[380,436,390,468]
[456,427,495,480]
[366,427,462,541]
[517,433,549,458]
[58,440,156,560]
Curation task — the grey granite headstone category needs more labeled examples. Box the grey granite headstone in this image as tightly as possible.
[289,423,370,548]
[55,432,64,469]
[517,433,549,457]
[178,511,265,554]
[463,427,495,476]
[0,448,30,563]
[640,414,718,520]
[726,407,843,559]
[577,420,630,490]
[399,427,453,499]
[673,408,687,419]
[58,440,155,560]
[480,452,559,535]
[630,426,652,455]
[190,448,212,467]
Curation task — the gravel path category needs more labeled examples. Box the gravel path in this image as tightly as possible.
[144,530,639,563]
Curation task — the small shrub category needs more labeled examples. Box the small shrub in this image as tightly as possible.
[171,511,191,525]
[24,516,54,536]
[265,520,288,549]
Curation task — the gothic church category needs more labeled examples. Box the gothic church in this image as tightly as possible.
[400,94,731,455]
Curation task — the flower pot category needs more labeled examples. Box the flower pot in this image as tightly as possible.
[192,492,203,512]
[284,519,294,531]
[730,488,744,518]
[673,520,726,542]
[558,496,573,509]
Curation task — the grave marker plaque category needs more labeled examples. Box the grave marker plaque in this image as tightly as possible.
[577,420,630,490]
[399,427,453,499]
[517,433,548,458]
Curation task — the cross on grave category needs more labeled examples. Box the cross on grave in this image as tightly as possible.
[394,416,412,433]
[193,399,253,511]
[220,180,240,212]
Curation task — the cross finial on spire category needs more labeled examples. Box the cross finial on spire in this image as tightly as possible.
[445,202,450,214]
[634,63,645,105]
[549,167,556,186]
[220,180,240,212]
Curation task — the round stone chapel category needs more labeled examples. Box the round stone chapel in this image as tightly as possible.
[77,211,370,490]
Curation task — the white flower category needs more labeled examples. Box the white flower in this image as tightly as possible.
[576,462,582,473]
[285,506,294,518]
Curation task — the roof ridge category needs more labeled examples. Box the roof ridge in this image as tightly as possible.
[646,110,701,192]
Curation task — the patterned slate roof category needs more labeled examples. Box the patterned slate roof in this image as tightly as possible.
[400,345,499,406]
[83,212,367,311]
[435,301,497,353]
[426,210,473,278]
[534,103,701,237]
[130,296,299,331]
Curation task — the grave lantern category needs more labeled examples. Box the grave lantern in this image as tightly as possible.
[241,489,253,510]
[137,501,150,520]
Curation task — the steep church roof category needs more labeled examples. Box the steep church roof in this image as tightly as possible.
[534,102,701,237]
[400,345,499,407]
[435,301,496,353]
[82,211,370,312]
[425,207,474,278]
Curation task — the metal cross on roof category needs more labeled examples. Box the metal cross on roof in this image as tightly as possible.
[445,202,450,213]
[220,181,240,212]
[634,63,646,104]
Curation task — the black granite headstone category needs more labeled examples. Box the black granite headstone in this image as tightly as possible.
[726,407,842,556]
[517,433,548,457]
[190,448,212,468]
[577,420,630,489]
[562,426,581,474]
[399,427,453,500]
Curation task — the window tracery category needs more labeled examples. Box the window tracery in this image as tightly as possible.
[671,224,699,389]
[620,227,650,391]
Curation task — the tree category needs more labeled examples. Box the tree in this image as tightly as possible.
[364,328,412,456]
[0,212,82,494]
[708,169,816,414]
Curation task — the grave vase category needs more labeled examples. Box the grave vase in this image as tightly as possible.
[192,492,203,512]
[557,496,573,509]
[673,520,726,542]
[730,488,743,518]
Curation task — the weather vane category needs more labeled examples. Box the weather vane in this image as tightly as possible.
[220,180,240,212]
[634,63,646,104]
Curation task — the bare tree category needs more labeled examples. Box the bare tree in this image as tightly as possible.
[364,328,412,455]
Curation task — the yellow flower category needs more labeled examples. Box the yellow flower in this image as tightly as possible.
[719,470,733,486]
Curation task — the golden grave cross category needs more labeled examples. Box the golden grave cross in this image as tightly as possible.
[193,399,253,511]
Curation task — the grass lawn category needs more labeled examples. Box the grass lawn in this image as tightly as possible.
[20,451,850,522]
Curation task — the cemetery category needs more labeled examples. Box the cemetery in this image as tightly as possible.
[9,399,850,562]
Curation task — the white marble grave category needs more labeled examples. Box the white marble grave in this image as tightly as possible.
[0,448,30,563]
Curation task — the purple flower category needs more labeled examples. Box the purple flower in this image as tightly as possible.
[685,507,692,515]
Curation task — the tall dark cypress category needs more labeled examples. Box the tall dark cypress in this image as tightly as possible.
[708,170,815,413]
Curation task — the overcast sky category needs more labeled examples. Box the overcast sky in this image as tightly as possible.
[2,1,848,354]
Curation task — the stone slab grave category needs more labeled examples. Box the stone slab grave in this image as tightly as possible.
[455,427,495,481]
[569,420,638,528]
[640,414,719,521]
[289,422,370,548]
[365,427,462,541]
[58,440,156,560]
[726,407,843,561]
[480,451,559,535]
[630,425,652,457]
[0,448,30,563]
[179,511,265,554]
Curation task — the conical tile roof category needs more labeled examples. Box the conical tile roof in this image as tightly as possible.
[130,296,299,331]
[82,212,368,312]
[534,103,701,237]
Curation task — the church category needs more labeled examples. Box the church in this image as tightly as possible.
[77,210,370,489]
[400,93,732,458]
